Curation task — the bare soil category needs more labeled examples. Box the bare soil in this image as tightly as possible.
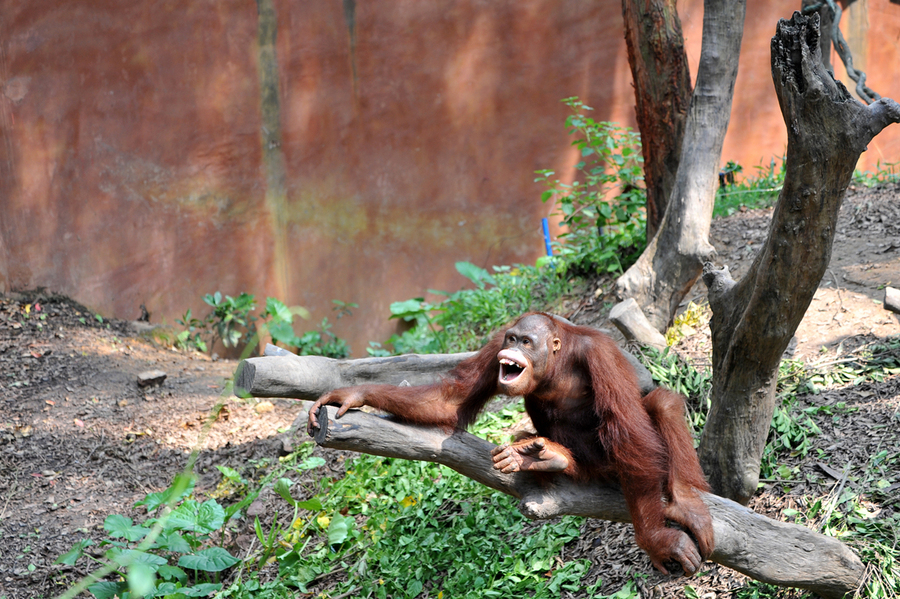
[1,183,899,598]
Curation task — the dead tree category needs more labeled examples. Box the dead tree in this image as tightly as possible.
[697,12,900,504]
[615,0,747,332]
[236,348,864,598]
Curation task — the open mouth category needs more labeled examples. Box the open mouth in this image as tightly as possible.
[498,352,526,383]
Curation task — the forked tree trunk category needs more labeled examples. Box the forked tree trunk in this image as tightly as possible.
[697,12,900,504]
[616,0,746,332]
[621,0,692,241]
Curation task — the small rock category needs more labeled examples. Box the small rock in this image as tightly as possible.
[246,499,266,517]
[255,400,275,414]
[137,370,167,388]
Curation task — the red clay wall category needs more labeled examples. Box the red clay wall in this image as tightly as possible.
[1,0,898,354]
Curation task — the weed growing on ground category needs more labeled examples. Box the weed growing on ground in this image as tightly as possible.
[853,160,899,187]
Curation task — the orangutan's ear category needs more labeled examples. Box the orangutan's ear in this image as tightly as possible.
[552,337,561,353]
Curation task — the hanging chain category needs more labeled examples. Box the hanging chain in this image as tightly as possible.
[802,0,881,104]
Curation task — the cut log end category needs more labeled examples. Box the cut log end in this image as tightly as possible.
[312,405,329,445]
[885,286,900,314]
[233,361,255,398]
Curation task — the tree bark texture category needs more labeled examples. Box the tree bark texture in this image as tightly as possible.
[697,12,900,504]
[621,0,692,241]
[302,404,863,599]
[616,0,746,332]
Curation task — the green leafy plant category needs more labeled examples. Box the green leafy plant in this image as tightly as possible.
[636,346,711,438]
[55,476,241,599]
[536,97,647,275]
[203,292,258,349]
[174,309,208,353]
[251,407,605,599]
[384,261,570,355]
[291,300,356,358]
[174,293,354,359]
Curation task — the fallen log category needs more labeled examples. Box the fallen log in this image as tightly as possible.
[234,343,656,399]
[304,404,863,599]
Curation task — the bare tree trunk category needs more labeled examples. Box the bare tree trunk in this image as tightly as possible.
[616,0,746,332]
[301,404,863,598]
[621,0,692,240]
[697,12,900,504]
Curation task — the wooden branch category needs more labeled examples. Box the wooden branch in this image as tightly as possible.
[609,299,668,350]
[235,343,657,399]
[303,404,863,599]
[234,345,477,399]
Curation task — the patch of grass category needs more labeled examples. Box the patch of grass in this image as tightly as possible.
[853,160,899,187]
[712,157,785,218]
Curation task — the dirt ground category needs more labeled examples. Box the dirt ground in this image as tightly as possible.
[1,183,899,598]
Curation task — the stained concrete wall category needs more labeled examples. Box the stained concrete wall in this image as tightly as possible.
[1,0,898,354]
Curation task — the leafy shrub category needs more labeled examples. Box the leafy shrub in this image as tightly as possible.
[55,475,241,599]
[174,293,354,359]
[535,97,647,275]
[383,261,570,355]
[246,408,605,599]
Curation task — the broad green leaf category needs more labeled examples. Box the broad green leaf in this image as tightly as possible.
[55,539,93,565]
[326,512,351,545]
[156,531,191,554]
[167,499,225,534]
[274,478,296,506]
[128,562,157,597]
[87,581,127,599]
[297,497,323,512]
[267,319,300,346]
[389,299,426,319]
[215,465,244,484]
[104,514,150,542]
[265,296,293,322]
[157,564,187,582]
[107,548,167,569]
[177,547,240,572]
[298,456,326,471]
